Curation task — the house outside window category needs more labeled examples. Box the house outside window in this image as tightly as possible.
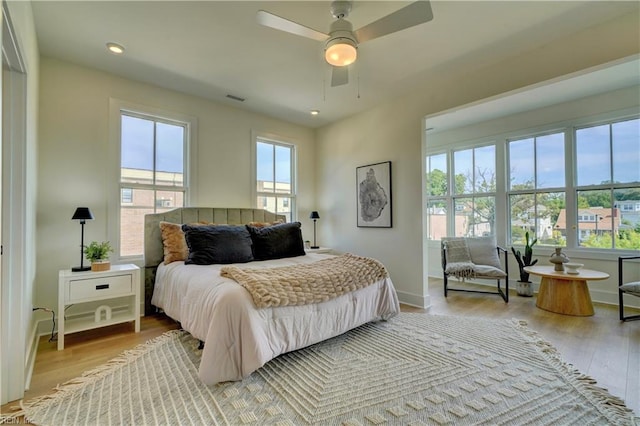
[119,112,189,257]
[254,136,296,222]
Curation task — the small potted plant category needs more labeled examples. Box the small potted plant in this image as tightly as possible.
[511,231,537,297]
[84,241,114,272]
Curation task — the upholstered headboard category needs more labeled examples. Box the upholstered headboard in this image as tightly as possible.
[143,207,286,314]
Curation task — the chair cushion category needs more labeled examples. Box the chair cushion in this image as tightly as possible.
[620,281,640,296]
[473,264,507,278]
[466,236,503,270]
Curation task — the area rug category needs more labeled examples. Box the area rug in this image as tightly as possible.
[17,313,637,425]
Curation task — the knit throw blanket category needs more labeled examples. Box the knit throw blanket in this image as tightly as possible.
[444,239,475,280]
[221,253,389,308]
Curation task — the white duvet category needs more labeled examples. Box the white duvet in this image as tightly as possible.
[151,252,400,385]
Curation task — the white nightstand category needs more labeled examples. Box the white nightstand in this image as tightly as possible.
[305,247,332,254]
[58,264,140,350]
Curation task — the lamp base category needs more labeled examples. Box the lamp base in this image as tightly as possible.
[72,266,91,272]
[310,246,320,249]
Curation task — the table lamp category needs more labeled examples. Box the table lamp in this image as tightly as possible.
[310,211,320,249]
[71,207,94,271]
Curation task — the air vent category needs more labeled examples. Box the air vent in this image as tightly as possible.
[226,94,245,102]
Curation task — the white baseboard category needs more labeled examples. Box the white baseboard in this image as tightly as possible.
[396,290,431,309]
[24,319,40,391]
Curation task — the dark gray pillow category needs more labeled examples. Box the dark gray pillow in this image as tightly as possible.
[246,222,305,261]
[182,224,253,265]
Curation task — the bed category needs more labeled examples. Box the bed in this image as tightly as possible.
[144,207,400,385]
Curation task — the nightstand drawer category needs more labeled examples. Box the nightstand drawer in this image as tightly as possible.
[68,274,132,302]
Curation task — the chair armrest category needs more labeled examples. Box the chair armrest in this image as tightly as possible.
[497,246,508,276]
[618,255,640,287]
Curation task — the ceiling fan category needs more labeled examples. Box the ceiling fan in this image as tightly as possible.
[257,1,434,87]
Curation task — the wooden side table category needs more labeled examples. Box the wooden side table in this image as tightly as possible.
[524,265,609,316]
[58,264,140,350]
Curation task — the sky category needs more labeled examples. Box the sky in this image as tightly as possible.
[121,115,184,173]
[428,117,639,191]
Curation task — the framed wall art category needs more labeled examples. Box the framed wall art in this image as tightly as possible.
[356,161,392,228]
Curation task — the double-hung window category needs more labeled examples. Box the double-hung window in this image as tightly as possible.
[575,117,640,249]
[507,132,566,246]
[119,112,189,257]
[425,153,448,240]
[452,145,497,237]
[425,145,497,239]
[254,136,296,222]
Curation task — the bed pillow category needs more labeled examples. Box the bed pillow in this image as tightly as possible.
[159,221,224,264]
[182,224,254,265]
[159,221,189,264]
[246,221,305,261]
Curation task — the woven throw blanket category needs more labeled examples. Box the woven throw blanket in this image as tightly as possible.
[221,253,389,308]
[444,239,476,279]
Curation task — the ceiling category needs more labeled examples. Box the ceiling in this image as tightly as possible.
[31,1,639,128]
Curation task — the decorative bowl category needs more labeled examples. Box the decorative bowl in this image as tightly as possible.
[564,262,584,274]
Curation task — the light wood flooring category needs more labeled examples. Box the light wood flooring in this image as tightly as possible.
[2,278,639,419]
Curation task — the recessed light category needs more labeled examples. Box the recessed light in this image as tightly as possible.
[106,42,125,55]
[310,110,319,116]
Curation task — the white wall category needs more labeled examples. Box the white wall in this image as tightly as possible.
[36,57,316,313]
[425,86,640,308]
[315,12,639,307]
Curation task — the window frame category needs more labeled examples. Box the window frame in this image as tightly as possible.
[506,129,568,247]
[108,99,198,261]
[425,142,501,240]
[251,131,297,222]
[573,116,640,250]
[424,109,639,257]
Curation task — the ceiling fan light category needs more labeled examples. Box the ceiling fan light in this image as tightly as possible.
[325,39,357,67]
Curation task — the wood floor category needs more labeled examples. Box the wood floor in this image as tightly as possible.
[2,279,639,419]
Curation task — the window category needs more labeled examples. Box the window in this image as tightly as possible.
[452,145,496,237]
[425,153,448,240]
[575,117,640,249]
[425,114,639,252]
[121,188,133,204]
[425,145,497,239]
[119,112,188,257]
[254,137,296,222]
[507,132,566,246]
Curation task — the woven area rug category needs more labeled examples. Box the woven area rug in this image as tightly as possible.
[18,313,637,425]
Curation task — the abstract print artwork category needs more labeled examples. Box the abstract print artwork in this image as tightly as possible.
[357,161,392,228]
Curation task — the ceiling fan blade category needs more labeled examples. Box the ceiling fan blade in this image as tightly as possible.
[354,1,433,43]
[331,66,349,87]
[256,10,329,42]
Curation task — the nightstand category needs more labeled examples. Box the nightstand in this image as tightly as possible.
[58,264,140,350]
[305,247,332,254]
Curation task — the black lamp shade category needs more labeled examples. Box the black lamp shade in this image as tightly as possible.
[310,211,320,220]
[72,207,94,221]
